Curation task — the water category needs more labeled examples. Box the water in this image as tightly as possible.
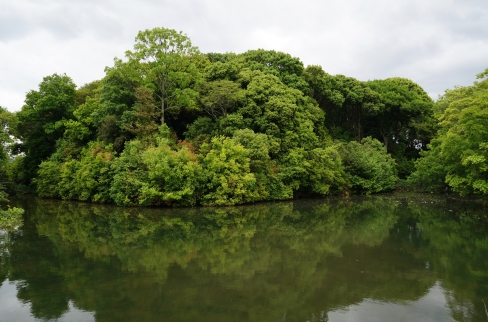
[0,195,487,322]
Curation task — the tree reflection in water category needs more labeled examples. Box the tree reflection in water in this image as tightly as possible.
[0,195,487,321]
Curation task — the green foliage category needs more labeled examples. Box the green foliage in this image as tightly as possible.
[0,107,25,223]
[304,65,381,141]
[94,59,142,152]
[199,136,259,205]
[138,136,201,206]
[407,140,449,192]
[57,80,102,156]
[6,156,26,186]
[365,78,436,153]
[125,27,203,125]
[184,116,218,146]
[0,107,18,188]
[37,143,115,202]
[232,129,289,200]
[198,80,244,120]
[340,137,398,194]
[238,49,309,93]
[236,71,325,153]
[409,70,488,195]
[279,146,346,196]
[36,161,62,198]
[12,26,453,205]
[15,74,76,184]
[120,86,159,142]
[109,139,147,206]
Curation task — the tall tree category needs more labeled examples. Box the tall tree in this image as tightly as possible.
[125,27,203,125]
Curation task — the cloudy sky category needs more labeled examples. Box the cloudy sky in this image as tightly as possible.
[1,0,487,112]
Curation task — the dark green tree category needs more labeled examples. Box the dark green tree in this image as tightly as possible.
[198,80,244,120]
[365,78,435,152]
[339,137,398,194]
[304,65,381,141]
[15,74,76,185]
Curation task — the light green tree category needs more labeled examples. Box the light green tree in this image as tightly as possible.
[409,68,488,195]
[125,27,203,125]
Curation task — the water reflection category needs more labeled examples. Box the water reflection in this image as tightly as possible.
[0,195,487,321]
[328,282,452,322]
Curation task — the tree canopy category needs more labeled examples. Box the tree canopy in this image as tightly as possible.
[8,26,484,205]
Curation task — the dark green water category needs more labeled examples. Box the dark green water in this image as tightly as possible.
[1,195,488,322]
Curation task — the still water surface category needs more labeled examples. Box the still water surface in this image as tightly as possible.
[1,195,487,321]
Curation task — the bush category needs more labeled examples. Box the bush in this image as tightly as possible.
[340,137,398,194]
[199,136,259,205]
[37,161,62,198]
[138,138,201,206]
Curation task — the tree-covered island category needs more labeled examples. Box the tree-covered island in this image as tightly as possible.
[2,27,488,207]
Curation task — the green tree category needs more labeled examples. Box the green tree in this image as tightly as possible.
[15,74,76,184]
[94,59,142,152]
[409,69,488,195]
[236,71,325,154]
[199,136,259,205]
[239,49,309,93]
[109,139,148,206]
[304,65,381,141]
[365,78,435,153]
[36,161,62,198]
[0,107,24,228]
[121,86,159,143]
[198,80,244,120]
[55,80,102,160]
[138,136,201,206]
[125,27,203,125]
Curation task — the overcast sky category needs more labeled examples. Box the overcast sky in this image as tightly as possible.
[1,0,487,112]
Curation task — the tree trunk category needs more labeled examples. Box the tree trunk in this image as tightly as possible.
[161,81,165,125]
[161,99,165,125]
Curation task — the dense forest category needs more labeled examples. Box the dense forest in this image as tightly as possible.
[1,27,487,207]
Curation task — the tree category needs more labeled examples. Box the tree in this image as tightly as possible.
[238,49,309,93]
[235,71,325,154]
[93,59,143,153]
[365,78,435,153]
[0,106,24,227]
[365,78,436,178]
[198,80,243,120]
[304,66,381,141]
[409,69,488,195]
[56,80,102,160]
[15,74,76,184]
[121,86,159,142]
[125,27,203,125]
